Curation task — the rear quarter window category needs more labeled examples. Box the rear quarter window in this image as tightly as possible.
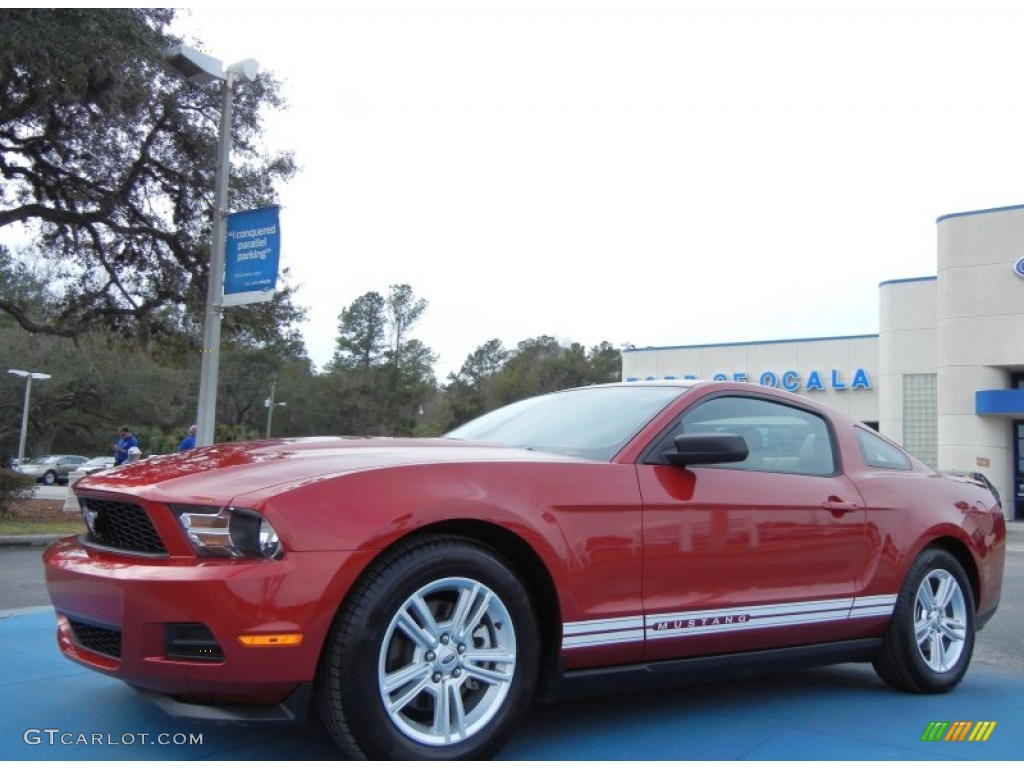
[855,427,912,470]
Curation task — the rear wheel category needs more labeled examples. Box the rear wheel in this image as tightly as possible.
[43,470,57,486]
[317,536,539,760]
[873,548,975,693]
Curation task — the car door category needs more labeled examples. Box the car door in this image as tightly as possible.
[636,393,872,663]
[58,456,80,479]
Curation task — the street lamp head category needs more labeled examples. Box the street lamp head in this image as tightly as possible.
[8,369,51,380]
[226,58,260,83]
[166,44,225,85]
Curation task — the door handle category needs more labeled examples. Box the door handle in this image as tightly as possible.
[822,497,861,514]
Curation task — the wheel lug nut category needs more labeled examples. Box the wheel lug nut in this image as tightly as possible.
[440,634,450,644]
[432,672,442,683]
[425,651,436,662]
[452,668,461,678]
[457,643,466,654]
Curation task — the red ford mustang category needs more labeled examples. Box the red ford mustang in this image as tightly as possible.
[44,381,1006,759]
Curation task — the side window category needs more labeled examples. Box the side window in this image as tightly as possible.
[855,428,912,470]
[645,395,836,476]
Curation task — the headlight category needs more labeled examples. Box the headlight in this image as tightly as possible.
[170,505,284,560]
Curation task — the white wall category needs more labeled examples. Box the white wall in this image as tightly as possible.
[936,205,1024,514]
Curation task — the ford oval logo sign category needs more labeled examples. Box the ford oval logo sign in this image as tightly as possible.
[1016,257,1024,280]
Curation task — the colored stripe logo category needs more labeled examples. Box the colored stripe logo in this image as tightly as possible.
[921,721,997,742]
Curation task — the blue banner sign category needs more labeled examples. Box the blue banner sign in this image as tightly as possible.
[223,206,280,306]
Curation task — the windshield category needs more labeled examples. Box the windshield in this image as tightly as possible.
[35,456,59,465]
[446,385,686,460]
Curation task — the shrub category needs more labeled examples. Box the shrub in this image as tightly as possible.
[0,469,37,519]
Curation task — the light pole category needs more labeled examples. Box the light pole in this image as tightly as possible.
[8,369,51,467]
[166,45,259,448]
[264,382,286,438]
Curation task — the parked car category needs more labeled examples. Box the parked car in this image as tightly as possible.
[17,454,89,485]
[43,381,1006,760]
[80,456,116,474]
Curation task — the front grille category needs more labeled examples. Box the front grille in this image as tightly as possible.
[68,618,123,659]
[80,496,167,554]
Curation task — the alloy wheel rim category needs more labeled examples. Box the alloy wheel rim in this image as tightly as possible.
[378,576,517,746]
[913,568,968,673]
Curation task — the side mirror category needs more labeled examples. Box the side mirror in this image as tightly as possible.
[664,433,748,468]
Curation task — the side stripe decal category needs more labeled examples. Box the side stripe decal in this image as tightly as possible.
[562,616,645,649]
[561,595,897,651]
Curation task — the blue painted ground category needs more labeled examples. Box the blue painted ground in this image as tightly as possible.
[2,607,1021,761]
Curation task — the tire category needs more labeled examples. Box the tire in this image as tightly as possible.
[43,471,57,486]
[872,548,975,693]
[317,535,540,760]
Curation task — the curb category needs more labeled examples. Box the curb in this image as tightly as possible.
[0,534,68,548]
[0,605,53,619]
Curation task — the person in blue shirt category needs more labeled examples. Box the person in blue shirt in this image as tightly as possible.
[178,424,198,452]
[112,426,139,466]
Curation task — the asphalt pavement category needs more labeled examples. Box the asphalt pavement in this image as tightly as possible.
[29,485,69,501]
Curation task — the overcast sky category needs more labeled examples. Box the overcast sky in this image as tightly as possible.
[174,0,1024,378]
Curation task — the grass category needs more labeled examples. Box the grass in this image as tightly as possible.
[0,518,84,536]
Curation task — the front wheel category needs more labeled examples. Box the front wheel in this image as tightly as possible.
[873,548,975,693]
[43,471,57,486]
[317,536,539,760]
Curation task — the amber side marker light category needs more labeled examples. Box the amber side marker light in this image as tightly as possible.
[237,633,303,647]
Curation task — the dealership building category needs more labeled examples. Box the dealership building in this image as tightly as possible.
[623,204,1024,521]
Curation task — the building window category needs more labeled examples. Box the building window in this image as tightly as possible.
[902,373,937,468]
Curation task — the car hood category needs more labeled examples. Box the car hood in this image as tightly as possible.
[73,436,584,503]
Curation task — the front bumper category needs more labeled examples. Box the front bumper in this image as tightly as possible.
[43,536,376,706]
